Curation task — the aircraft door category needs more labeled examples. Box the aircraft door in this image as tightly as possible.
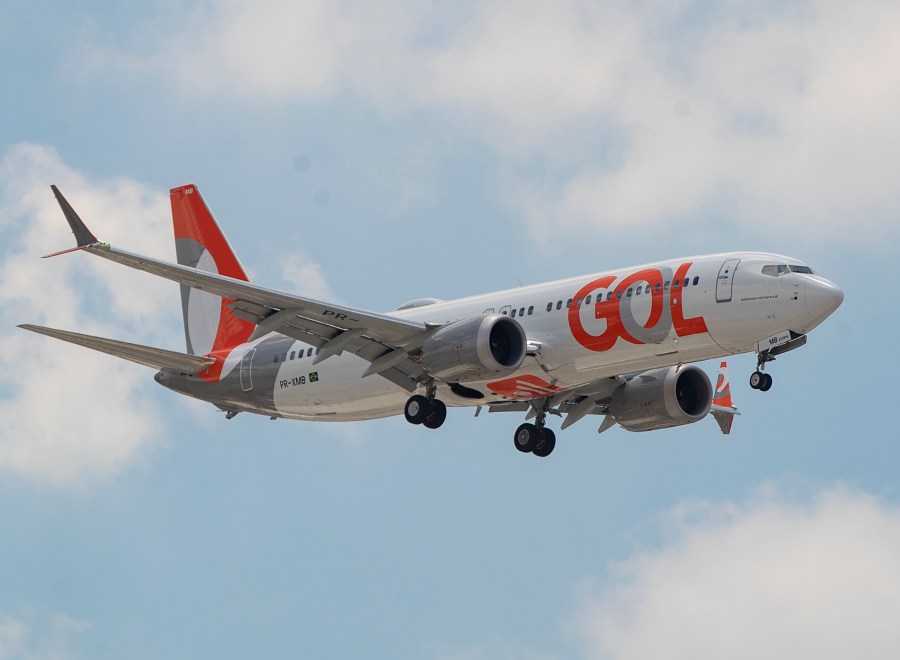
[240,348,255,392]
[716,259,740,303]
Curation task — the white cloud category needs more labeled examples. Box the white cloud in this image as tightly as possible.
[76,0,900,243]
[0,615,27,659]
[0,611,90,660]
[279,252,339,302]
[0,144,177,486]
[573,485,900,660]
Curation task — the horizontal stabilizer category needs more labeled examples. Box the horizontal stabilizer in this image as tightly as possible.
[710,405,740,435]
[18,324,215,374]
[711,360,740,434]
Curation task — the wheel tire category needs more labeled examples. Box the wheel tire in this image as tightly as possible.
[423,399,447,429]
[749,371,763,389]
[759,373,773,392]
[404,395,430,425]
[533,429,556,458]
[514,423,537,453]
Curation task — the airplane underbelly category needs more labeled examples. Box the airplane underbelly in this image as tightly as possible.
[272,352,409,419]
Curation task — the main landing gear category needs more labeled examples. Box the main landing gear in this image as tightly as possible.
[513,412,556,458]
[404,387,447,430]
[750,350,774,391]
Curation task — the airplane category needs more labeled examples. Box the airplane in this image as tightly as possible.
[19,185,844,458]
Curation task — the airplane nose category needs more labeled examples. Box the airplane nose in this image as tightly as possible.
[804,278,844,323]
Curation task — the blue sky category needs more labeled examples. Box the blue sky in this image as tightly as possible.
[1,1,899,658]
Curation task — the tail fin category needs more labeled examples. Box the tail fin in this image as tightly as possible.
[170,184,255,357]
[710,360,740,434]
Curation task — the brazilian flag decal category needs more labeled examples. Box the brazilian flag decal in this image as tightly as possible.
[309,372,319,383]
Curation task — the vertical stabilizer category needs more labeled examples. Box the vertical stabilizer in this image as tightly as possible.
[710,360,740,434]
[170,185,254,359]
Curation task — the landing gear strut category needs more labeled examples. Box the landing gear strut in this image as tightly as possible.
[750,350,774,392]
[513,411,556,458]
[404,383,447,429]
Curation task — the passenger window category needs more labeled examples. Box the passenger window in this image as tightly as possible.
[519,307,525,316]
[500,305,511,316]
[674,279,680,288]
[282,353,287,361]
[510,308,517,318]
[575,297,582,307]
[693,276,699,286]
[290,351,296,360]
[626,288,633,297]
[635,286,641,296]
[654,282,661,292]
[273,355,279,363]
[528,306,534,315]
[308,348,314,357]
[315,348,320,355]
[683,278,689,288]
[546,302,552,312]
[664,281,670,290]
[616,290,622,299]
[566,298,572,308]
[607,291,613,301]
[585,294,591,304]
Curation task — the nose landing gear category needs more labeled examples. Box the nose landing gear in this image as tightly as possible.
[749,370,773,391]
[750,350,774,391]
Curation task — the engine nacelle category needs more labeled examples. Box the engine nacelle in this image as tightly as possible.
[420,314,527,382]
[609,365,712,432]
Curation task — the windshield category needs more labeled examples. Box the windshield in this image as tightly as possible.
[762,263,816,276]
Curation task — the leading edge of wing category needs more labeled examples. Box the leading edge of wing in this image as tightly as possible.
[84,243,426,345]
[18,324,216,374]
[46,186,426,347]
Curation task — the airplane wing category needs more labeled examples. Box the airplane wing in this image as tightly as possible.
[488,377,620,431]
[47,186,429,390]
[18,324,216,374]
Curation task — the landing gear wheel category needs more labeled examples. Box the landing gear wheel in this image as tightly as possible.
[404,395,430,425]
[759,373,773,392]
[423,400,447,429]
[514,423,538,453]
[532,429,556,458]
[749,371,763,390]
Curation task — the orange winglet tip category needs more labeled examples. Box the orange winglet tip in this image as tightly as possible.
[42,245,89,259]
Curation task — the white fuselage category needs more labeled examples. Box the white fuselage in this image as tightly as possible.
[210,252,842,421]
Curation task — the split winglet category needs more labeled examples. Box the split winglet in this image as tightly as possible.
[43,185,101,258]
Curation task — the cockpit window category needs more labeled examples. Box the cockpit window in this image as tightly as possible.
[762,263,816,276]
[789,265,815,274]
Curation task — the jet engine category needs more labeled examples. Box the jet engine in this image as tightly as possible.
[420,314,527,382]
[609,365,712,432]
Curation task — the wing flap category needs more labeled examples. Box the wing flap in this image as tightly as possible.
[44,186,433,387]
[84,243,426,344]
[18,324,215,374]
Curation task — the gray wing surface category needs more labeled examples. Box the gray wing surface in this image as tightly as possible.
[46,186,430,390]
[18,324,216,374]
[82,245,428,390]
